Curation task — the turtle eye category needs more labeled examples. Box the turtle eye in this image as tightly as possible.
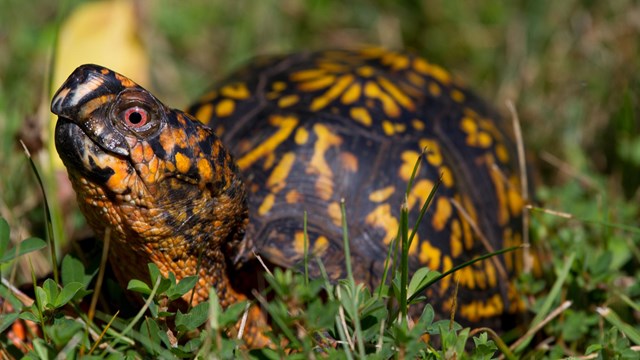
[123,106,149,128]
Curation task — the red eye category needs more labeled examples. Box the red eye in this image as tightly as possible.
[123,107,149,128]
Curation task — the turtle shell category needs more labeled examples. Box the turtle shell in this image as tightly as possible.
[187,48,525,327]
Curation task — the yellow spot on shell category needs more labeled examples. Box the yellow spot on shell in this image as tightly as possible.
[369,186,395,203]
[440,166,454,187]
[308,124,342,177]
[378,76,415,110]
[175,152,191,174]
[450,219,462,258]
[314,236,329,253]
[365,204,398,245]
[364,81,400,118]
[508,177,524,215]
[459,294,503,322]
[278,94,299,108]
[407,72,426,87]
[495,144,510,163]
[438,256,453,294]
[294,127,308,144]
[432,197,452,231]
[407,179,435,210]
[428,82,441,96]
[457,266,476,289]
[399,150,420,182]
[488,158,509,225]
[310,74,354,111]
[290,69,326,81]
[258,193,275,215]
[220,83,250,100]
[413,58,451,84]
[237,115,298,170]
[357,66,375,77]
[485,260,497,288]
[216,99,235,117]
[272,81,287,91]
[194,104,213,123]
[266,152,295,193]
[382,120,395,136]
[328,202,342,227]
[298,74,336,91]
[350,107,372,126]
[411,119,425,131]
[419,139,443,166]
[418,240,441,269]
[294,231,306,254]
[341,82,362,104]
[451,89,465,102]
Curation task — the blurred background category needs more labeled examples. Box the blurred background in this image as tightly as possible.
[0,0,639,282]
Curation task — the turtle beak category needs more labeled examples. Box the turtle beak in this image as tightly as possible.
[51,64,131,157]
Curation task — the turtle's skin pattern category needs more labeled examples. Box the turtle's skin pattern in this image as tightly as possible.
[52,48,525,345]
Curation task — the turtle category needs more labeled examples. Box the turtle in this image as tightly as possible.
[51,48,526,346]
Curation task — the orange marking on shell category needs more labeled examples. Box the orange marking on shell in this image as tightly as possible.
[285,189,302,203]
[418,240,441,269]
[194,104,214,123]
[310,74,354,111]
[237,115,298,170]
[369,185,395,203]
[197,158,213,183]
[314,236,329,254]
[266,152,295,193]
[175,152,191,174]
[115,73,136,88]
[508,176,524,215]
[340,152,358,172]
[294,231,306,254]
[350,107,372,126]
[220,83,250,99]
[328,202,342,227]
[216,99,235,117]
[432,197,452,231]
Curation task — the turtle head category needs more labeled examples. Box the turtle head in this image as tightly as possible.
[52,65,248,301]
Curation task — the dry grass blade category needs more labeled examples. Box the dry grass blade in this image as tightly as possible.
[88,227,111,323]
[450,198,508,282]
[506,101,531,274]
[509,300,572,353]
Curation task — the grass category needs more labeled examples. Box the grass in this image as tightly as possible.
[1,0,640,358]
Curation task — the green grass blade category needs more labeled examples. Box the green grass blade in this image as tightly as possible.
[407,245,523,303]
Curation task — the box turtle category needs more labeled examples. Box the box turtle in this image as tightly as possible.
[51,48,525,345]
